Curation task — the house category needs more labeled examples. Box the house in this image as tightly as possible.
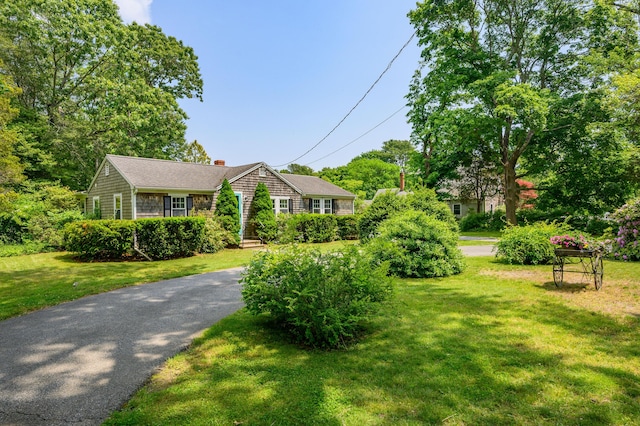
[85,155,356,238]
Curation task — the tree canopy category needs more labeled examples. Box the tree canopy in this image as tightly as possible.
[0,0,203,190]
[407,0,639,223]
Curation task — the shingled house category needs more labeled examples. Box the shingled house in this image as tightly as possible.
[85,155,356,238]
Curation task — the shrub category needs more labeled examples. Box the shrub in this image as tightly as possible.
[610,199,640,261]
[406,189,458,232]
[241,245,393,349]
[0,212,25,244]
[495,222,569,265]
[459,212,491,232]
[357,191,408,241]
[248,182,277,242]
[64,220,136,260]
[215,179,240,244]
[336,215,358,240]
[197,214,235,253]
[276,213,337,243]
[136,217,205,260]
[366,210,465,278]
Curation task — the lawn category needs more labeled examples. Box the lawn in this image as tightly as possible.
[0,241,350,321]
[105,257,640,425]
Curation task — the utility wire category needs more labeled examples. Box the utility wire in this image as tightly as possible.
[303,105,407,167]
[274,32,416,167]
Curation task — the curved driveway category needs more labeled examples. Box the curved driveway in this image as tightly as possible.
[0,268,244,426]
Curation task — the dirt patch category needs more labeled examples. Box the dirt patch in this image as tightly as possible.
[480,268,640,319]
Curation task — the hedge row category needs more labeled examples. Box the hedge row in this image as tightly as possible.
[276,213,358,243]
[64,217,205,260]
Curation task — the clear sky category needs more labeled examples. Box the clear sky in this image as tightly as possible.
[114,0,422,171]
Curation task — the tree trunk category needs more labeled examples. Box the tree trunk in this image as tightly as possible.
[504,161,518,225]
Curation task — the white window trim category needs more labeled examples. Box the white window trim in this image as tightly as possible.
[170,194,187,217]
[271,197,290,215]
[105,164,110,176]
[312,198,332,214]
[92,196,100,215]
[113,193,122,219]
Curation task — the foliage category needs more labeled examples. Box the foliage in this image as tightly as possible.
[610,198,640,261]
[319,158,399,200]
[495,222,570,265]
[64,220,136,260]
[549,234,592,250]
[0,0,203,189]
[0,182,82,248]
[407,0,638,225]
[280,164,314,175]
[358,188,456,241]
[276,213,337,244]
[183,140,211,164]
[366,210,465,278]
[248,182,277,242]
[240,245,393,349]
[194,213,235,254]
[460,211,507,232]
[336,215,359,240]
[0,64,24,200]
[353,139,415,169]
[64,217,205,261]
[357,191,407,241]
[215,179,240,244]
[135,217,205,260]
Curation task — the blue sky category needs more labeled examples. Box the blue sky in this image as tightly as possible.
[114,1,421,170]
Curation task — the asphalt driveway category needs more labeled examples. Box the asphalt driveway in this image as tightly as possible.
[0,268,244,426]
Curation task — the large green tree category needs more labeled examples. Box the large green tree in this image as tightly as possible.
[183,140,211,164]
[0,0,203,189]
[319,158,400,200]
[0,67,25,210]
[407,0,637,224]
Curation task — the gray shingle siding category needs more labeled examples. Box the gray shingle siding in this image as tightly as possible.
[87,160,132,219]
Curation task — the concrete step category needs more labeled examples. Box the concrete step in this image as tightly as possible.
[240,239,264,249]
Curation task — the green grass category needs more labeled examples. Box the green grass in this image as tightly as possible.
[106,257,640,425]
[0,241,352,321]
[460,230,502,238]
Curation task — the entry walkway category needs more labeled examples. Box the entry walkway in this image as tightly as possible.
[0,268,244,425]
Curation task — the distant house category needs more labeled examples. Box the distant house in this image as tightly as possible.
[85,155,356,238]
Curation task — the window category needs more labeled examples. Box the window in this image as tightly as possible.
[172,196,186,216]
[259,166,267,177]
[93,196,100,215]
[113,194,122,219]
[312,198,332,214]
[279,199,289,214]
[453,204,461,216]
[271,197,290,215]
[105,164,110,176]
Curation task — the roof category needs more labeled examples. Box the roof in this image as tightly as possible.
[282,174,355,198]
[105,155,258,192]
[99,155,355,198]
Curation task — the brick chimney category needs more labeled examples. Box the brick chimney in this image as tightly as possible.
[400,170,405,191]
[214,159,226,166]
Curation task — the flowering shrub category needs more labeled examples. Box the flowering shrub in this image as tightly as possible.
[610,199,640,261]
[550,234,591,250]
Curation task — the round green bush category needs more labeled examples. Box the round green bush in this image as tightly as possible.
[495,222,568,265]
[367,210,465,278]
[241,244,393,349]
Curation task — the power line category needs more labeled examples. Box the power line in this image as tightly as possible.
[274,32,416,168]
[303,105,407,167]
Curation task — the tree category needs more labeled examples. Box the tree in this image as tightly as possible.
[183,140,211,164]
[249,182,277,242]
[319,158,399,200]
[215,179,240,244]
[0,0,203,189]
[0,68,24,210]
[281,164,314,175]
[407,0,636,224]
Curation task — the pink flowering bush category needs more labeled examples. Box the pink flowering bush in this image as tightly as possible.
[549,234,591,250]
[610,198,640,261]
